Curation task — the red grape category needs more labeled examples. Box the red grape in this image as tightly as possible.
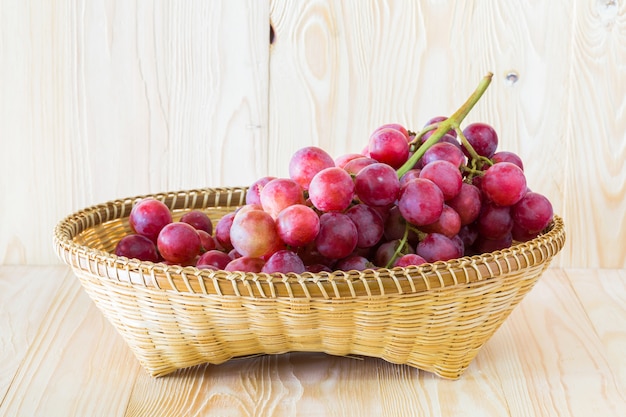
[462,122,498,158]
[224,256,265,273]
[288,146,335,190]
[512,191,553,233]
[374,239,414,267]
[416,233,462,262]
[373,123,410,141]
[368,128,410,169]
[446,183,482,225]
[345,204,384,248]
[180,210,213,234]
[477,202,513,240]
[481,162,527,206]
[196,249,232,270]
[157,222,202,264]
[129,198,173,243]
[215,212,236,251]
[398,178,444,226]
[275,204,320,247]
[260,178,306,218]
[336,255,374,271]
[315,212,358,259]
[115,234,159,262]
[230,209,281,258]
[393,254,427,268]
[354,163,400,207]
[422,142,466,168]
[492,151,524,170]
[197,230,216,252]
[262,250,306,274]
[246,176,276,206]
[343,157,378,176]
[419,205,461,238]
[335,153,365,169]
[308,167,355,212]
[419,160,463,201]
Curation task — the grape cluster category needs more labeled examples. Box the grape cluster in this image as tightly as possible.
[114,74,554,274]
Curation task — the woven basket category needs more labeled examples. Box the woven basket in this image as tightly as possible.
[53,186,565,379]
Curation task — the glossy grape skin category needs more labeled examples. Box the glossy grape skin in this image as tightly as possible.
[230,209,281,258]
[399,169,422,187]
[246,176,276,206]
[345,204,384,248]
[492,151,524,170]
[446,183,482,225]
[419,205,462,238]
[422,142,466,168]
[334,153,365,169]
[197,230,216,252]
[308,167,355,212]
[419,160,463,201]
[373,123,410,141]
[315,213,358,259]
[180,210,213,234]
[398,178,444,226]
[289,146,335,190]
[512,191,553,233]
[477,203,513,240]
[260,178,306,218]
[262,250,306,274]
[275,204,320,247]
[343,157,378,176]
[368,128,410,169]
[462,122,498,158]
[336,255,373,271]
[416,233,462,263]
[224,256,266,272]
[481,162,527,206]
[215,212,236,252]
[157,222,202,264]
[196,249,232,270]
[354,163,400,207]
[115,234,159,262]
[129,198,173,243]
[393,253,427,268]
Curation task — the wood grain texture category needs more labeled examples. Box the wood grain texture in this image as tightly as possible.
[0,0,269,265]
[1,267,625,416]
[0,0,625,267]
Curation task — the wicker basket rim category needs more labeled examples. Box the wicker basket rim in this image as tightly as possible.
[53,186,566,298]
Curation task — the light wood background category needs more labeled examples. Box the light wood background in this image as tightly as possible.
[1,0,624,268]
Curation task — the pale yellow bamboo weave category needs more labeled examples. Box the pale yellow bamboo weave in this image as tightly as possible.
[53,187,566,379]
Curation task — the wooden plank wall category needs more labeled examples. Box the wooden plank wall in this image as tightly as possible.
[1,0,624,268]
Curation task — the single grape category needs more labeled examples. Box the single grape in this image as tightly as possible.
[214,212,236,251]
[481,162,527,206]
[230,209,281,258]
[224,256,266,273]
[354,163,400,207]
[399,169,421,187]
[462,122,498,158]
[368,128,410,169]
[419,205,461,238]
[342,157,378,176]
[129,198,173,243]
[157,222,202,264]
[115,234,159,262]
[416,233,462,263]
[275,204,320,247]
[308,167,355,212]
[492,151,524,170]
[345,204,384,248]
[446,183,482,225]
[458,224,479,249]
[393,253,427,268]
[262,250,306,274]
[336,255,374,271]
[511,223,540,242]
[197,230,216,252]
[373,123,410,141]
[473,233,513,253]
[196,249,232,270]
[180,210,213,234]
[334,153,365,169]
[476,202,513,240]
[315,212,358,259]
[288,146,335,190]
[511,191,553,233]
[421,142,466,168]
[419,160,463,201]
[398,178,444,226]
[246,176,276,206]
[260,178,306,218]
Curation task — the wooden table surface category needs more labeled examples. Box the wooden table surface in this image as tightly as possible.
[1,266,624,416]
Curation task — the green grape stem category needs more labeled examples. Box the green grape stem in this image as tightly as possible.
[396,72,494,179]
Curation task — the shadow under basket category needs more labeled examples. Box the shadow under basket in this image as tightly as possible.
[53,187,566,379]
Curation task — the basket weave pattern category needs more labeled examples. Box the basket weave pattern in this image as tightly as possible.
[54,187,565,379]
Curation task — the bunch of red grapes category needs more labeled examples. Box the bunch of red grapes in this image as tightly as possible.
[115,118,554,275]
